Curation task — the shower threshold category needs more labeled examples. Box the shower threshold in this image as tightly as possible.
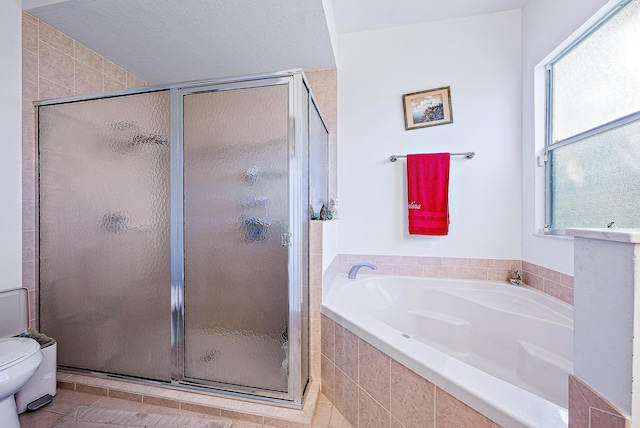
[57,369,319,426]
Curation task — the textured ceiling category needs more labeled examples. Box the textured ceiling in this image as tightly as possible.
[23,0,530,86]
[331,0,529,34]
[24,0,337,85]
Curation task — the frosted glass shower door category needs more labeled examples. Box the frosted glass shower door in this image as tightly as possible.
[38,91,172,381]
[183,84,291,392]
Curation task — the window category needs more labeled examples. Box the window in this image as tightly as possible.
[545,0,640,231]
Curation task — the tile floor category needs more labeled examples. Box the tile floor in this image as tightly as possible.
[17,389,352,428]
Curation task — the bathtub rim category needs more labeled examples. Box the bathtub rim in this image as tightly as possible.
[320,274,570,428]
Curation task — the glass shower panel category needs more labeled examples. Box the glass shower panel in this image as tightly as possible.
[38,91,172,381]
[183,84,290,392]
[309,104,328,217]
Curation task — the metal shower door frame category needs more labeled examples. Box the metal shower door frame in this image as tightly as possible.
[170,74,307,403]
[34,70,314,406]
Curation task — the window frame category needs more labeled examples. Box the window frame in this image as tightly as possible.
[544,0,639,233]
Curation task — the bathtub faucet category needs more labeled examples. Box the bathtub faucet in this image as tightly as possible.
[348,262,377,279]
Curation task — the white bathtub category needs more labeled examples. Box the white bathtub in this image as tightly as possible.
[321,275,573,428]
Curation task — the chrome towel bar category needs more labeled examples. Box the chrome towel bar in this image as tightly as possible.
[390,152,475,162]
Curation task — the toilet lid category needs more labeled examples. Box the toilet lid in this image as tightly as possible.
[0,338,40,370]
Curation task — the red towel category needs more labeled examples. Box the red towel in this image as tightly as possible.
[406,153,450,235]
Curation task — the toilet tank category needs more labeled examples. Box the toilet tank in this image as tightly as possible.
[0,288,29,337]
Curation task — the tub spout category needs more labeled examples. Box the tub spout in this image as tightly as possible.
[348,262,377,279]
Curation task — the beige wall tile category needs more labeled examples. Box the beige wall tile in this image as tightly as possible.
[39,21,74,56]
[423,266,456,278]
[544,279,573,305]
[488,268,511,282]
[23,260,36,291]
[522,261,539,274]
[523,271,543,290]
[568,375,589,428]
[310,350,321,382]
[321,356,335,404]
[310,254,323,287]
[23,49,38,84]
[104,76,126,92]
[310,286,322,319]
[589,408,627,428]
[104,59,127,84]
[454,267,488,280]
[419,257,443,266]
[23,78,38,110]
[310,221,323,255]
[23,18,38,54]
[358,339,390,410]
[359,390,390,428]
[126,73,146,89]
[321,315,335,360]
[22,231,36,262]
[74,41,103,71]
[495,259,522,269]
[22,200,36,232]
[22,134,36,174]
[23,12,38,25]
[440,257,469,267]
[435,388,499,428]
[334,368,358,428]
[569,374,624,417]
[393,264,424,276]
[310,318,321,353]
[390,360,435,428]
[22,172,36,206]
[334,324,358,381]
[538,266,563,283]
[468,258,495,268]
[39,77,74,100]
[75,59,103,95]
[391,416,405,428]
[22,107,35,154]
[39,41,74,90]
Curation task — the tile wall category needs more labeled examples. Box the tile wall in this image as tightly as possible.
[320,314,500,428]
[337,254,574,305]
[22,12,148,328]
[569,374,629,428]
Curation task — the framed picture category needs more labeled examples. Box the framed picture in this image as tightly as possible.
[402,86,453,130]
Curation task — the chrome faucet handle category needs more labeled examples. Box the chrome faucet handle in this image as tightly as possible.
[348,262,377,279]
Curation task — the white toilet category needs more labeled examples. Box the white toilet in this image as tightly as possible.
[0,288,44,428]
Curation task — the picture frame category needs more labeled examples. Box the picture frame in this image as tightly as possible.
[402,86,453,130]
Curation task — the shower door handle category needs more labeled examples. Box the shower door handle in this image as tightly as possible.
[281,232,292,247]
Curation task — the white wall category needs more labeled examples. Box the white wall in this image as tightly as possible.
[0,0,23,291]
[521,0,613,275]
[336,10,522,259]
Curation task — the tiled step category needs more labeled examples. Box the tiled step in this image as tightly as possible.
[57,370,319,428]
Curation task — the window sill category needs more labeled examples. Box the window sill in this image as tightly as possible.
[533,233,574,241]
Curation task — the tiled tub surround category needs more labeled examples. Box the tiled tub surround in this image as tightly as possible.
[321,315,499,428]
[568,374,629,428]
[320,276,573,427]
[337,255,574,305]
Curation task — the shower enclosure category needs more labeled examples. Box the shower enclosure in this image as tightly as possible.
[36,71,327,404]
